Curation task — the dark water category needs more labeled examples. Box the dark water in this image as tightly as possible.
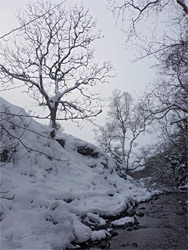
[88,191,188,250]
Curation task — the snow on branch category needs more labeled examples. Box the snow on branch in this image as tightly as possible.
[177,0,188,14]
[153,103,188,115]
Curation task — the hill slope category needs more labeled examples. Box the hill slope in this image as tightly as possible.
[0,97,152,249]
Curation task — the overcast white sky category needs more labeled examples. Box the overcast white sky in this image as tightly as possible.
[0,0,156,143]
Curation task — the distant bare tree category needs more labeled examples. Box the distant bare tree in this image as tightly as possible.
[0,2,112,138]
[95,89,150,172]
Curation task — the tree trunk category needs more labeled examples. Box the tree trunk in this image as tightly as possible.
[49,103,58,139]
[122,131,126,171]
[184,120,188,168]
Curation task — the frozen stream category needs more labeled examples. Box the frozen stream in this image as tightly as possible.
[78,191,187,250]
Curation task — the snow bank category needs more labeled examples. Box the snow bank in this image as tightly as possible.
[0,97,152,249]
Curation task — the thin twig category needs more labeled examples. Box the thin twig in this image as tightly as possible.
[0,1,66,40]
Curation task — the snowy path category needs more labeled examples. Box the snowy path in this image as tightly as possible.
[80,191,187,250]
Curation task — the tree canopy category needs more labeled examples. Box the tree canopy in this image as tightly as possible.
[0,2,112,137]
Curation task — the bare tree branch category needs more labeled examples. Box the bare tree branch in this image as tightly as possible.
[0,1,66,40]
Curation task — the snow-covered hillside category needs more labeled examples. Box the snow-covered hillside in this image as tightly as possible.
[0,97,152,249]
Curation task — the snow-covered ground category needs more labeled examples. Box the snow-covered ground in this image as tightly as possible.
[0,97,153,250]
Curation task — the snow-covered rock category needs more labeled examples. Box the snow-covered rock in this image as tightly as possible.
[91,230,110,241]
[0,97,152,249]
[111,216,135,226]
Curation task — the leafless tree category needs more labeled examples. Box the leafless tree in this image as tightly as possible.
[137,38,188,183]
[0,2,112,138]
[95,89,150,172]
[141,31,188,123]
[141,123,187,187]
[107,0,188,182]
[107,0,188,56]
[108,0,188,122]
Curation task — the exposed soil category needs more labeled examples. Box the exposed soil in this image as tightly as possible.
[75,191,187,250]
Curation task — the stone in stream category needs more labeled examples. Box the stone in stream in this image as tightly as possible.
[133,225,140,230]
[137,211,144,217]
[176,211,184,215]
[138,206,145,210]
[110,231,118,237]
[132,242,138,247]
[128,210,136,216]
[99,240,109,249]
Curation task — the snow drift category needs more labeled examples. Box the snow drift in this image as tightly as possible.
[0,97,152,249]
